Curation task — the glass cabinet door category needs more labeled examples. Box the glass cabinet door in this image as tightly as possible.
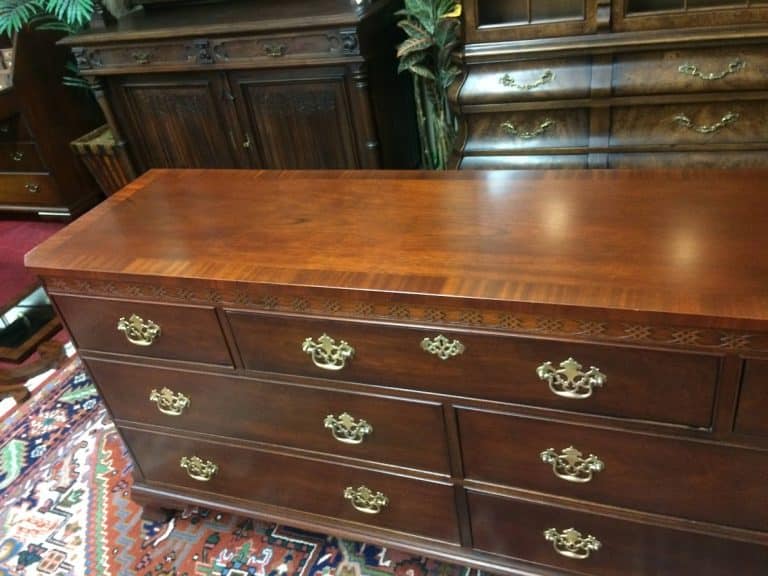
[466,0,600,43]
[615,0,768,31]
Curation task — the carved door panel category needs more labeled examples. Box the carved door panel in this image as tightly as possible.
[229,67,359,169]
[107,72,246,171]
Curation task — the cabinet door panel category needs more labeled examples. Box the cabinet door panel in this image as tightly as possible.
[230,68,358,169]
[108,73,243,171]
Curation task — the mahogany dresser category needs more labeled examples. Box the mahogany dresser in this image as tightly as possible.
[26,169,768,575]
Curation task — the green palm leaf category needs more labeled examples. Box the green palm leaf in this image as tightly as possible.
[0,0,44,37]
[42,0,93,26]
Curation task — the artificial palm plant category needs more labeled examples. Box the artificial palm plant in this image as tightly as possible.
[0,0,95,36]
[396,0,461,170]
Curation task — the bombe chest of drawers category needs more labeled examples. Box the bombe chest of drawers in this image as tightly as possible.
[26,168,768,575]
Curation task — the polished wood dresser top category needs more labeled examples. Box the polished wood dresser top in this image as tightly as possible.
[26,169,768,576]
[26,168,768,326]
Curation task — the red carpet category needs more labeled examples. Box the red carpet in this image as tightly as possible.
[0,220,65,311]
[0,356,476,576]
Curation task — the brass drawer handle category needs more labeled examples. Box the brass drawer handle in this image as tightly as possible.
[264,44,287,57]
[544,528,601,560]
[344,485,388,514]
[302,333,355,370]
[325,412,373,444]
[678,58,745,81]
[536,357,606,399]
[179,456,218,482]
[25,183,40,193]
[149,387,190,416]
[420,334,465,360]
[499,69,554,90]
[500,118,555,140]
[11,151,23,161]
[673,111,739,134]
[117,314,161,346]
[132,51,152,65]
[541,446,604,483]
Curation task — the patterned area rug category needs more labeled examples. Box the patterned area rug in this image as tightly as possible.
[0,357,475,576]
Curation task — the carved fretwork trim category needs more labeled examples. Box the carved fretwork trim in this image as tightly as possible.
[43,277,767,353]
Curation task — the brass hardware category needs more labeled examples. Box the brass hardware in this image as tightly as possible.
[11,151,23,161]
[302,334,355,370]
[544,528,601,560]
[116,314,161,346]
[324,412,373,444]
[420,334,465,360]
[264,44,287,57]
[149,387,190,416]
[179,456,218,482]
[343,485,388,514]
[499,69,554,90]
[541,446,604,483]
[243,133,253,149]
[536,357,606,399]
[132,51,152,65]
[0,123,8,133]
[24,183,39,193]
[678,58,745,81]
[500,119,555,140]
[673,111,739,134]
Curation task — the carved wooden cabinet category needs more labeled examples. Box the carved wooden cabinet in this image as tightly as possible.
[26,168,768,576]
[63,0,417,173]
[451,0,768,169]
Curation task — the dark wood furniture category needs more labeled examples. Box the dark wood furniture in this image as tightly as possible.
[0,30,103,218]
[451,0,768,169]
[26,168,768,576]
[61,0,417,174]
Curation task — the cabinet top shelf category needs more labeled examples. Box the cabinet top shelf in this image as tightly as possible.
[25,168,768,329]
[60,0,384,45]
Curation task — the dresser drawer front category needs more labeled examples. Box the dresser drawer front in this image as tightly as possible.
[610,101,768,147]
[0,142,45,172]
[468,491,768,576]
[459,409,768,531]
[735,359,768,438]
[459,154,588,170]
[463,109,589,153]
[0,113,32,141]
[460,59,591,104]
[54,295,232,366]
[613,47,768,96]
[87,359,450,473]
[86,41,193,71]
[0,173,59,205]
[211,31,353,64]
[608,150,768,169]
[122,427,460,544]
[227,312,718,427]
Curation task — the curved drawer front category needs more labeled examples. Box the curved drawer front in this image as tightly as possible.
[608,150,768,169]
[459,58,591,104]
[610,101,768,147]
[463,109,589,153]
[459,408,768,532]
[54,295,232,366]
[122,427,460,544]
[87,359,450,474]
[226,312,719,427]
[613,47,768,96]
[468,491,768,576]
[459,154,588,170]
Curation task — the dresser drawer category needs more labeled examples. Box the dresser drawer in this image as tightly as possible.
[54,295,232,366]
[0,173,59,205]
[0,142,45,172]
[735,359,768,438]
[468,491,768,576]
[459,58,591,104]
[87,359,450,473]
[0,113,32,141]
[463,109,589,153]
[608,150,768,169]
[613,47,768,96]
[459,154,588,169]
[226,312,719,427]
[459,408,768,532]
[610,101,768,147]
[123,427,460,544]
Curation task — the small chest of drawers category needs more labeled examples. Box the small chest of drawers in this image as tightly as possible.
[26,169,768,575]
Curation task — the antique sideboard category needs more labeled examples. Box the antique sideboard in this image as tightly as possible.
[26,169,768,575]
